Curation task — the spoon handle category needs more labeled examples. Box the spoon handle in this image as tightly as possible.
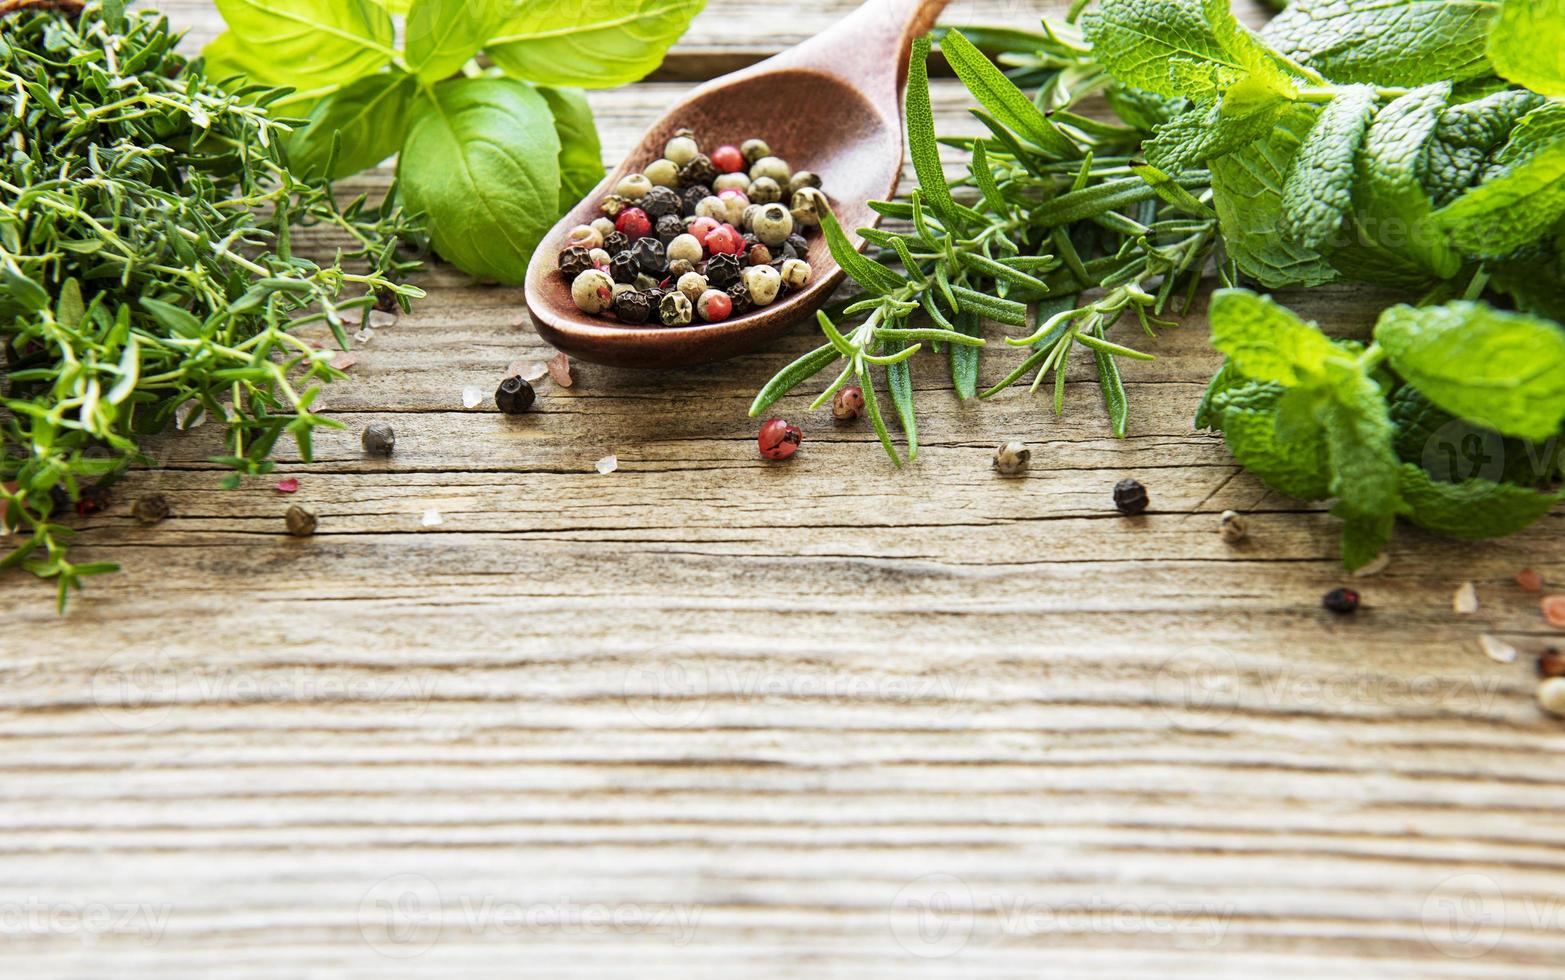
[766,0,951,99]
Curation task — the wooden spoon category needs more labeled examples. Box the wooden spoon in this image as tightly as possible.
[523,0,948,369]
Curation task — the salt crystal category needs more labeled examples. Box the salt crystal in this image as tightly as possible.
[1544,595,1565,629]
[595,454,618,475]
[275,478,299,494]
[1352,552,1391,577]
[1453,581,1478,615]
[1516,568,1544,593]
[1478,634,1518,664]
[331,352,359,371]
[548,352,573,388]
[510,316,527,328]
[461,385,483,409]
[354,327,375,344]
[420,509,443,527]
[368,310,398,330]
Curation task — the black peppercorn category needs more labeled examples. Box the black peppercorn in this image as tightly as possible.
[630,236,666,274]
[132,493,170,525]
[495,375,536,414]
[361,421,396,457]
[725,280,754,315]
[374,288,398,313]
[641,185,681,218]
[557,245,594,281]
[786,233,809,255]
[706,251,743,288]
[609,251,639,284]
[1539,648,1565,678]
[616,289,653,324]
[1112,478,1149,515]
[655,213,685,241]
[1322,587,1360,614]
[285,504,317,537]
[602,230,630,255]
[678,153,718,188]
[680,184,711,216]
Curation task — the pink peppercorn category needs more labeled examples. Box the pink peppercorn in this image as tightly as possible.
[697,289,733,322]
[704,224,744,255]
[711,145,744,173]
[758,418,802,460]
[687,216,720,242]
[615,207,651,240]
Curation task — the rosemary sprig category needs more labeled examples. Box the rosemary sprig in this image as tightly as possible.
[752,20,1221,462]
[0,1,423,608]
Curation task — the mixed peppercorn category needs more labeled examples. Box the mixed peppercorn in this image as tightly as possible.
[560,129,827,326]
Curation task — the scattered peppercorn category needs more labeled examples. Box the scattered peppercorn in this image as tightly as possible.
[1112,478,1149,515]
[74,485,110,516]
[1219,510,1248,544]
[993,441,1030,476]
[1545,595,1565,629]
[361,421,396,456]
[659,290,693,326]
[711,144,744,173]
[285,504,317,537]
[614,207,651,240]
[1538,678,1565,719]
[740,138,771,164]
[743,264,782,305]
[132,493,170,525]
[746,243,772,266]
[641,185,681,218]
[758,417,802,460]
[655,213,686,242]
[1538,648,1565,678]
[1517,568,1544,592]
[680,184,711,215]
[697,289,733,322]
[1322,587,1360,614]
[495,375,536,414]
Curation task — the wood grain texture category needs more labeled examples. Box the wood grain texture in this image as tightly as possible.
[4,2,1565,977]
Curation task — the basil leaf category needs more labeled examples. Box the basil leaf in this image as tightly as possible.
[405,0,511,83]
[537,86,606,214]
[399,78,561,285]
[1487,0,1565,97]
[206,0,393,92]
[1374,301,1565,441]
[486,0,705,89]
[288,69,418,181]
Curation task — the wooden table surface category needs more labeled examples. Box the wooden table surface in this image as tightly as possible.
[4,2,1565,976]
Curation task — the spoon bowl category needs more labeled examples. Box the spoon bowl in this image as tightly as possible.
[523,0,947,368]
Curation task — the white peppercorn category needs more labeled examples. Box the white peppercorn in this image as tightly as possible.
[644,158,680,188]
[599,194,629,217]
[1220,510,1249,544]
[659,290,693,326]
[993,441,1030,476]
[742,264,782,306]
[790,187,827,227]
[667,233,704,265]
[749,155,791,183]
[678,271,708,305]
[565,224,602,250]
[570,268,615,314]
[741,203,762,231]
[1539,677,1565,718]
[587,247,611,267]
[748,176,782,204]
[752,203,794,246]
[719,190,749,225]
[694,195,727,221]
[667,257,695,278]
[590,217,615,239]
[713,172,751,194]
[664,134,699,166]
[615,173,652,200]
[740,138,771,164]
[780,258,811,290]
[788,170,822,194]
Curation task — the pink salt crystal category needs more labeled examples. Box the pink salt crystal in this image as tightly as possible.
[547,352,573,388]
[331,352,359,371]
[1545,595,1565,630]
[275,478,299,494]
[1517,568,1544,593]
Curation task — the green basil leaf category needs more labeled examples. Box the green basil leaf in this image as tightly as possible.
[537,86,605,213]
[288,69,418,181]
[399,78,561,285]
[486,0,705,89]
[1374,301,1565,441]
[1487,0,1565,97]
[206,0,393,92]
[405,0,510,83]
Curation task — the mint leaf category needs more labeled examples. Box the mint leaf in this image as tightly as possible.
[1374,301,1565,441]
[1389,386,1565,488]
[1336,510,1395,570]
[1349,82,1461,281]
[1261,0,1499,86]
[487,0,705,89]
[1209,288,1351,385]
[1201,0,1301,93]
[1104,84,1192,132]
[1214,382,1335,500]
[1322,368,1403,521]
[1083,0,1242,100]
[1211,103,1340,287]
[1144,95,1286,170]
[1420,90,1547,208]
[400,78,561,285]
[288,70,418,181]
[1431,105,1565,255]
[1281,84,1377,248]
[1400,464,1561,539]
[1487,0,1565,97]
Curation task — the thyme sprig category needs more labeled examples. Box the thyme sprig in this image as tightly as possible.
[1,1,423,608]
[751,20,1221,463]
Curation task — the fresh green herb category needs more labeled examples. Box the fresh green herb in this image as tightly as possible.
[205,0,704,284]
[1,1,422,608]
